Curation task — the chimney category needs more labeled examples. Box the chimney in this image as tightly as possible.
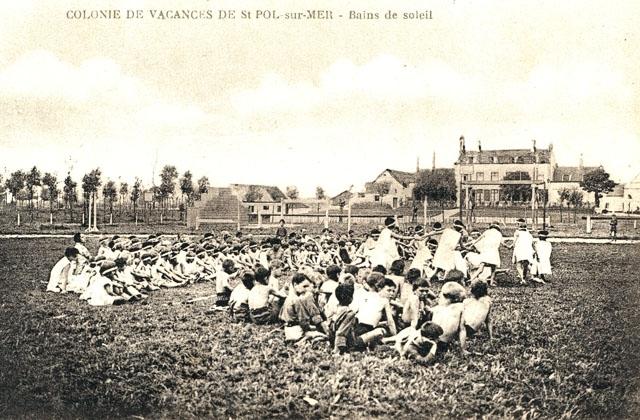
[478,140,482,152]
[459,135,466,154]
[432,150,436,171]
[416,156,420,173]
[548,142,553,152]
[532,139,537,152]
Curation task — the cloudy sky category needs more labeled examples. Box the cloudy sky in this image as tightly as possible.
[1,0,639,196]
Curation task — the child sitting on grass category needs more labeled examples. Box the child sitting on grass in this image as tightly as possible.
[398,277,437,330]
[283,272,330,343]
[81,260,127,306]
[47,247,80,293]
[328,283,358,354]
[248,266,287,324]
[353,276,398,350]
[229,270,255,323]
[431,275,466,353]
[213,259,237,309]
[318,264,341,310]
[460,279,493,353]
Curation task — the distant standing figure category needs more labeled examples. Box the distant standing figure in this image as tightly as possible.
[276,219,287,238]
[610,215,618,241]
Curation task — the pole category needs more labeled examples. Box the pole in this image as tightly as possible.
[347,197,352,232]
[237,200,241,231]
[586,215,592,234]
[17,212,20,226]
[93,194,98,231]
[109,213,113,225]
[257,205,262,228]
[50,213,53,225]
[86,196,91,230]
[542,183,548,231]
[531,184,536,231]
[423,197,427,225]
[459,180,463,221]
[324,206,329,229]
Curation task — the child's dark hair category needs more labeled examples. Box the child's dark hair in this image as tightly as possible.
[445,269,465,284]
[73,233,82,243]
[390,259,405,275]
[366,272,385,291]
[405,268,421,284]
[470,280,489,298]
[64,247,79,258]
[222,259,235,274]
[114,257,128,269]
[291,272,310,286]
[334,283,354,306]
[420,322,444,340]
[255,265,270,285]
[344,264,359,277]
[241,271,255,290]
[413,277,432,291]
[372,265,387,275]
[378,277,397,292]
[326,264,341,281]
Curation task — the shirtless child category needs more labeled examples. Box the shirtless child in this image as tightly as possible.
[460,279,493,353]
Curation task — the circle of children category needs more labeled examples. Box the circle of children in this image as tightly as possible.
[47,217,552,363]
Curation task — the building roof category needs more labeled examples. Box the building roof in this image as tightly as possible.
[552,166,599,182]
[457,148,552,164]
[230,184,286,201]
[374,169,416,187]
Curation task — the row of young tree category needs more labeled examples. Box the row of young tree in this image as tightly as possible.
[1,165,211,223]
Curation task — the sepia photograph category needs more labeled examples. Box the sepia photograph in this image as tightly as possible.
[1,0,639,418]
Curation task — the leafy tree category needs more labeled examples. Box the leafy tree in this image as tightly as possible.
[5,170,25,205]
[159,165,178,208]
[119,182,129,213]
[286,186,299,200]
[42,173,58,212]
[130,178,142,221]
[179,171,195,205]
[558,188,571,207]
[413,169,457,211]
[500,171,532,202]
[244,185,262,202]
[315,186,326,200]
[25,166,42,220]
[63,174,77,222]
[568,189,584,208]
[197,176,209,195]
[102,180,118,215]
[82,169,102,226]
[580,168,616,208]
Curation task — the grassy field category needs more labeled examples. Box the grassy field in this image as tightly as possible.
[1,239,639,419]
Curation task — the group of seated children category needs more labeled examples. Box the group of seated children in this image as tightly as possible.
[219,258,493,364]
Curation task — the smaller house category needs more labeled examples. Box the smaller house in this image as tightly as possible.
[365,169,417,208]
[230,184,287,221]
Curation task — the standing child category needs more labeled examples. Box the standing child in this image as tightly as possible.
[512,223,534,284]
[610,214,618,241]
[532,230,553,284]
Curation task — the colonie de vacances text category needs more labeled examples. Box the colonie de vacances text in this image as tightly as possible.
[65,9,433,21]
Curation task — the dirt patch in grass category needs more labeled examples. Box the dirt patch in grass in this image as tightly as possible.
[1,239,639,418]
